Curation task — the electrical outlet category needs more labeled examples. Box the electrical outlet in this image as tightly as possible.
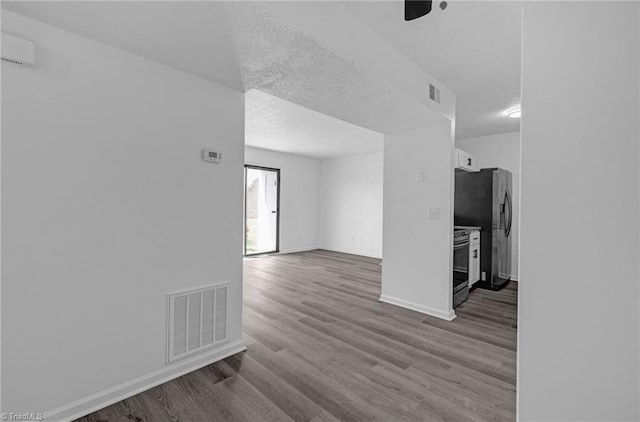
[427,208,440,219]
[416,170,425,183]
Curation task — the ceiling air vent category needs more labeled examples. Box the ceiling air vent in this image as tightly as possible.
[429,83,441,104]
[1,33,35,67]
[167,283,229,363]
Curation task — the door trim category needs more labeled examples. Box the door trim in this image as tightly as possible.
[243,164,281,256]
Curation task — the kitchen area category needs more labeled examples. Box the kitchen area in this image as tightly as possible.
[452,146,516,309]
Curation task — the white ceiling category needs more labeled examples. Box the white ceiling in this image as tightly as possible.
[343,1,522,140]
[2,1,445,131]
[3,1,521,157]
[246,89,383,159]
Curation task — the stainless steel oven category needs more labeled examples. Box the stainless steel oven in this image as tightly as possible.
[453,229,470,308]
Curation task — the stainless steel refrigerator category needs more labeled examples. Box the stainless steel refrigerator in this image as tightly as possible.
[454,168,513,290]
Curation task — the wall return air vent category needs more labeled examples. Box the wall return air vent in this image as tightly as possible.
[429,83,441,104]
[167,283,229,363]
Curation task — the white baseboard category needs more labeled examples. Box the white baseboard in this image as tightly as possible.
[379,295,456,321]
[277,246,321,254]
[45,340,246,422]
[319,246,382,260]
[510,274,519,282]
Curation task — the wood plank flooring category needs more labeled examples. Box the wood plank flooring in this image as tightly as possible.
[77,249,517,422]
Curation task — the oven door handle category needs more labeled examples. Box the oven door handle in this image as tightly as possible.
[453,240,470,249]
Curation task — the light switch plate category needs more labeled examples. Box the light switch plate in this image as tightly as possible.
[416,170,425,183]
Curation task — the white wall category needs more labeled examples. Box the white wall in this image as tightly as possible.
[381,120,455,320]
[1,12,245,419]
[456,131,520,280]
[319,152,383,258]
[519,3,639,421]
[244,147,384,259]
[244,147,321,253]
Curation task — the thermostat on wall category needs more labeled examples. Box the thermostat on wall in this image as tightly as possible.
[202,148,223,163]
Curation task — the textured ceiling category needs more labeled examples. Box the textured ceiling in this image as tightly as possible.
[2,1,521,148]
[2,1,444,137]
[231,3,446,134]
[344,1,522,139]
[246,89,383,159]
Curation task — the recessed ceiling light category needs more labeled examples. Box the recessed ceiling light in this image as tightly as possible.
[507,107,521,119]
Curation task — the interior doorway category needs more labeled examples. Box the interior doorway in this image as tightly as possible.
[244,165,280,256]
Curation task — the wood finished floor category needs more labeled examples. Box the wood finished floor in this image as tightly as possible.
[77,250,517,422]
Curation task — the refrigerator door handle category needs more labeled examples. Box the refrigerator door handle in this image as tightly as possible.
[505,189,513,237]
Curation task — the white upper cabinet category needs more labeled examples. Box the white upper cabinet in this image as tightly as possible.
[455,148,479,172]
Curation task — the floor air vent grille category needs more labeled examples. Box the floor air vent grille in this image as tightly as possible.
[167,283,229,363]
